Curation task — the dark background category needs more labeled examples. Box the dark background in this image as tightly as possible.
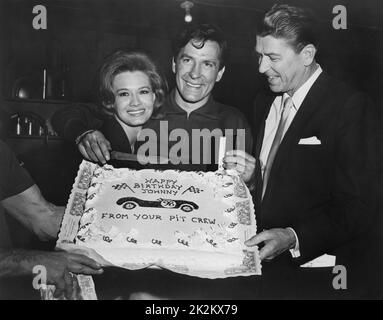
[0,0,382,298]
[1,0,381,204]
[0,0,382,117]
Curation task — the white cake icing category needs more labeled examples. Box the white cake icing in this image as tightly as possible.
[58,161,260,278]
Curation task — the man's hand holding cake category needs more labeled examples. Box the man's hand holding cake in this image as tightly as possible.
[0,141,103,300]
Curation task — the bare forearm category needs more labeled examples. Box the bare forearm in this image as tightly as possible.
[1,185,64,241]
[51,103,105,142]
[0,249,103,299]
[0,249,40,278]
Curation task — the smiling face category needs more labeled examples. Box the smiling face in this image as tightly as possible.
[255,35,314,96]
[172,40,225,111]
[111,71,156,127]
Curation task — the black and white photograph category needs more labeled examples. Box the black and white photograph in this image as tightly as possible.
[0,0,382,301]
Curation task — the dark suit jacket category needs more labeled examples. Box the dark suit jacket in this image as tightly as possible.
[253,72,379,280]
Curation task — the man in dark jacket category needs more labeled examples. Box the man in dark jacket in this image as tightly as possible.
[224,4,380,298]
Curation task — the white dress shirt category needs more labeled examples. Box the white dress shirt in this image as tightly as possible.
[259,65,323,174]
[260,64,323,257]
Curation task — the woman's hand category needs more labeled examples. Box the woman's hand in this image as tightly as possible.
[77,130,112,164]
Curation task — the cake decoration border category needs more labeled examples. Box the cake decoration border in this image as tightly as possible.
[51,160,262,299]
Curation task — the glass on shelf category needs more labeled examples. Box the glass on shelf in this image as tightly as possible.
[10,113,46,137]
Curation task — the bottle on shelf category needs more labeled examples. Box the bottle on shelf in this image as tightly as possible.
[16,116,21,135]
[54,63,72,100]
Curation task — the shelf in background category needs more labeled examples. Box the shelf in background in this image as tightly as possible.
[7,135,62,140]
[5,98,72,104]
[2,98,74,122]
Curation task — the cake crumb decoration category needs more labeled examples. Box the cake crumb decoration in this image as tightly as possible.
[58,161,261,280]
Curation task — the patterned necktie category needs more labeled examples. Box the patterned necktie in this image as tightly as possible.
[262,96,294,199]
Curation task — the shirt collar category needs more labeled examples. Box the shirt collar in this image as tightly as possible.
[289,64,322,111]
[154,90,221,120]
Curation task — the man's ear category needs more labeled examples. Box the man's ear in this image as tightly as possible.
[215,66,225,82]
[172,58,176,74]
[301,44,316,66]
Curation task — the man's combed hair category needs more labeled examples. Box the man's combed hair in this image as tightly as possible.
[172,23,227,70]
[256,4,319,53]
[99,50,167,112]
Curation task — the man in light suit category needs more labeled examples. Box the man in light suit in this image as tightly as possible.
[224,4,379,298]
